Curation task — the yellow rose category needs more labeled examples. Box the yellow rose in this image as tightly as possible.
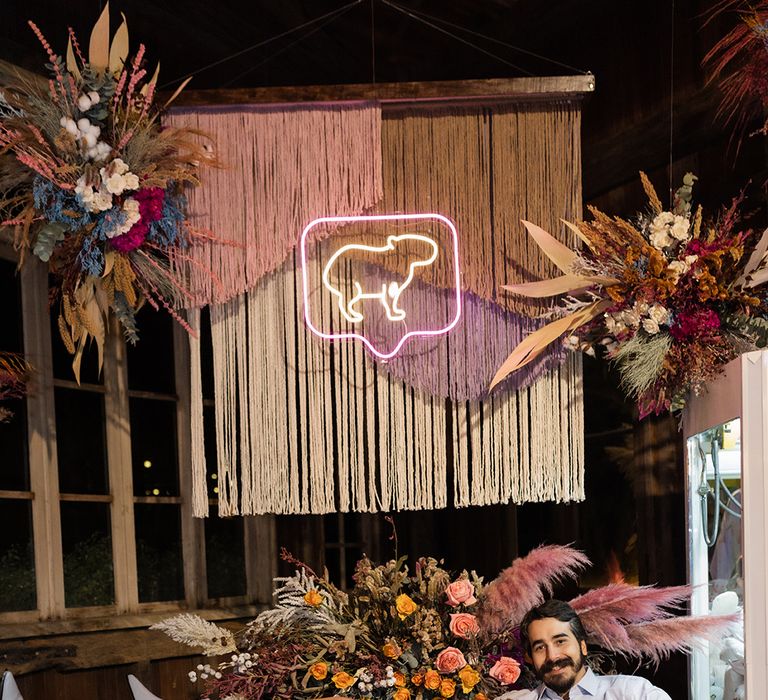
[440,679,456,698]
[458,666,481,693]
[394,672,407,688]
[304,589,323,606]
[411,674,424,687]
[331,671,357,690]
[383,642,402,659]
[394,688,411,700]
[310,662,328,681]
[395,593,418,620]
[424,670,441,691]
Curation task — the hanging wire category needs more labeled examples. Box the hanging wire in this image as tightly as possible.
[669,0,676,206]
[159,0,364,89]
[370,0,377,84]
[381,0,589,75]
[218,3,361,88]
[379,0,534,76]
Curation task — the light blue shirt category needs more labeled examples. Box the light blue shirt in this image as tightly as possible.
[498,668,672,699]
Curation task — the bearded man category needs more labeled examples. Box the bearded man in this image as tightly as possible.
[499,600,672,699]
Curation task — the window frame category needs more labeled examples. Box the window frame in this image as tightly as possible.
[0,243,276,632]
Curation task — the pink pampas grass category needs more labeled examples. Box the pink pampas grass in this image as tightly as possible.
[569,583,690,652]
[479,545,591,632]
[624,613,741,665]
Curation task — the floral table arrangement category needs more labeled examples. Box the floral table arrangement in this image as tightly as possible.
[154,545,734,700]
[0,4,215,379]
[490,173,768,416]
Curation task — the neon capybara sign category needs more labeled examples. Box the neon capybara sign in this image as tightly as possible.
[301,214,461,359]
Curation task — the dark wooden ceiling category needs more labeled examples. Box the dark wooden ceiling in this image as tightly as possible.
[1,1,763,204]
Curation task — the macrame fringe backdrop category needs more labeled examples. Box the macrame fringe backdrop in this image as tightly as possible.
[179,100,586,516]
[202,255,584,516]
[166,105,383,304]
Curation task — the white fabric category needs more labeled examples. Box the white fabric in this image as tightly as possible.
[127,674,163,700]
[499,668,671,699]
[1,672,23,700]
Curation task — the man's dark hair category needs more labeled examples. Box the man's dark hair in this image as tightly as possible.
[519,599,588,654]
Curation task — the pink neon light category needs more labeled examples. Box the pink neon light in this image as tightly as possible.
[300,213,462,360]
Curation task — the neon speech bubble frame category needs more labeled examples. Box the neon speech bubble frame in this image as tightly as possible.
[301,213,462,360]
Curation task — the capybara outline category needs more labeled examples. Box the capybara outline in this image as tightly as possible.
[322,233,439,324]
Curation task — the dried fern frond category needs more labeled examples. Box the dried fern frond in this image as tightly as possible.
[150,613,237,656]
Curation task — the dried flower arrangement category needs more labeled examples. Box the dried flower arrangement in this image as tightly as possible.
[490,173,768,416]
[0,352,32,422]
[154,546,734,699]
[0,3,215,379]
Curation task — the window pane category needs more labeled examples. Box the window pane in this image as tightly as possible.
[61,502,114,607]
[126,306,175,394]
[205,507,246,599]
[130,398,179,497]
[200,307,214,401]
[135,504,184,602]
[0,499,36,612]
[0,258,23,352]
[204,405,220,498]
[55,388,108,494]
[0,398,29,491]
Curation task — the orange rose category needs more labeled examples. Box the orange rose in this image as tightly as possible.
[304,589,323,607]
[383,642,402,659]
[395,594,418,620]
[489,657,521,686]
[475,694,488,700]
[439,679,456,698]
[424,670,441,690]
[458,666,481,693]
[394,688,411,700]
[331,671,357,690]
[411,674,424,687]
[309,662,328,681]
[394,672,407,687]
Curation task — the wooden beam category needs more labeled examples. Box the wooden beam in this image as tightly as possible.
[169,74,595,109]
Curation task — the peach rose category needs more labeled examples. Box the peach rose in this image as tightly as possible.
[396,594,418,620]
[411,674,424,687]
[458,665,481,693]
[440,679,456,698]
[309,662,328,680]
[394,672,407,687]
[331,671,357,690]
[435,647,467,674]
[304,589,323,606]
[445,579,477,607]
[489,657,521,686]
[449,613,480,639]
[424,670,441,690]
[394,689,411,700]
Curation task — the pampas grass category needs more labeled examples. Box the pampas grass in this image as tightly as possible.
[569,583,690,653]
[612,333,672,399]
[479,545,591,632]
[150,613,237,655]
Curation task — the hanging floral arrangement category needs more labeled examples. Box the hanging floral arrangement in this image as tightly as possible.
[0,3,216,380]
[153,546,734,700]
[0,352,32,422]
[490,173,768,416]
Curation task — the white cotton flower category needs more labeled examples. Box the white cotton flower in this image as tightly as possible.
[93,190,113,212]
[76,117,91,132]
[642,318,660,335]
[82,132,97,149]
[670,215,691,241]
[647,304,669,325]
[87,90,100,104]
[104,173,127,195]
[77,94,92,112]
[123,172,140,191]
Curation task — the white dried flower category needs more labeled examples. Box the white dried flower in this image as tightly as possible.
[188,671,197,682]
[670,215,690,241]
[150,613,238,656]
[93,190,113,212]
[648,211,690,248]
[642,318,660,335]
[563,334,580,351]
[77,94,92,112]
[87,90,100,104]
[647,304,669,325]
